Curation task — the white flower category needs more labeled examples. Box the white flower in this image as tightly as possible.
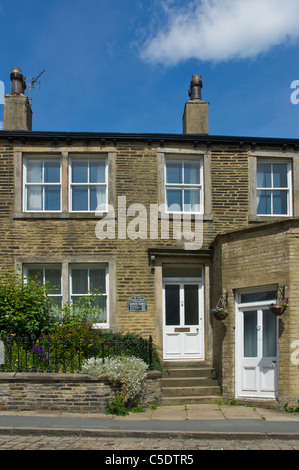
[81,356,148,401]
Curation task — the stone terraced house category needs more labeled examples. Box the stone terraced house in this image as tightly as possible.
[1,67,298,407]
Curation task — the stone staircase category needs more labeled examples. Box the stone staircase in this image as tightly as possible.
[161,362,222,405]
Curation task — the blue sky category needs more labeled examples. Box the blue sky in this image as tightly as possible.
[0,0,299,138]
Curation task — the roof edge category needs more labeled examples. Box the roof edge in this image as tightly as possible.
[0,130,299,146]
[210,217,299,247]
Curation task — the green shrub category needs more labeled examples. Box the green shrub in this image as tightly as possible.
[0,269,54,337]
[106,393,129,416]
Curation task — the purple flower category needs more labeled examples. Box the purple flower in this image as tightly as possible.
[33,345,48,361]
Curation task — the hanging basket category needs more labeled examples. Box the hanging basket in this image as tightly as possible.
[212,308,228,321]
[212,294,228,320]
[269,304,287,316]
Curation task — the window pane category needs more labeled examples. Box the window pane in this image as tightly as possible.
[90,268,106,294]
[184,162,201,184]
[184,285,199,325]
[184,188,200,212]
[72,268,88,294]
[165,285,180,326]
[27,160,42,183]
[71,295,107,322]
[240,290,277,303]
[45,186,60,211]
[166,189,182,211]
[45,268,61,294]
[273,190,288,215]
[244,311,257,357]
[257,190,271,214]
[94,295,107,322]
[44,160,60,183]
[257,163,271,188]
[27,186,43,211]
[163,267,202,278]
[50,297,62,309]
[273,164,287,188]
[27,268,43,283]
[72,160,88,183]
[72,186,88,211]
[263,309,277,357]
[166,162,182,184]
[90,187,106,211]
[90,160,106,183]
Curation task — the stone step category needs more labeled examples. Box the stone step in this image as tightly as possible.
[161,376,218,387]
[162,385,221,397]
[160,362,221,405]
[163,361,212,369]
[162,367,216,378]
[161,396,222,406]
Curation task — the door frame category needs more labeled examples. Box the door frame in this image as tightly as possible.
[162,275,205,361]
[235,287,279,400]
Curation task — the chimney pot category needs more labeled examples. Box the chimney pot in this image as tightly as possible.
[183,74,209,135]
[4,67,32,130]
[189,74,203,100]
[10,66,26,94]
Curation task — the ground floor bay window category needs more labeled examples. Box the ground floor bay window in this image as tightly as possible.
[23,263,109,328]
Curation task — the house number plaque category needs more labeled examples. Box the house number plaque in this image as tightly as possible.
[128,296,148,312]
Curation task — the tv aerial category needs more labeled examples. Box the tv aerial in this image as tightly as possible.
[25,69,46,103]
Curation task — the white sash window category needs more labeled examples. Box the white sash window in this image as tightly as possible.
[257,161,292,216]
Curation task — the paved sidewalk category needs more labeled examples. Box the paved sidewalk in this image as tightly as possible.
[0,404,299,440]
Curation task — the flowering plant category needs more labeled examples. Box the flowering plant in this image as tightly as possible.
[211,307,227,315]
[269,301,288,309]
[211,306,228,320]
[269,301,288,315]
[33,345,48,362]
[81,356,148,403]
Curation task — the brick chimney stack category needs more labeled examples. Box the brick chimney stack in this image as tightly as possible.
[4,67,32,131]
[183,74,209,135]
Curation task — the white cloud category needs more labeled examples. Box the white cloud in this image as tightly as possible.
[0,81,4,105]
[140,0,299,65]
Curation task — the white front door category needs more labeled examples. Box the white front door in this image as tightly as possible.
[163,281,204,361]
[236,306,278,399]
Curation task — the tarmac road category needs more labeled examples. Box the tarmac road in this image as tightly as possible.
[0,403,298,451]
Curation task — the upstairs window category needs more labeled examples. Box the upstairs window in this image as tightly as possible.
[257,161,292,216]
[23,157,61,212]
[70,157,107,212]
[165,158,203,213]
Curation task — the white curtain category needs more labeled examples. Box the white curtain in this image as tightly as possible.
[27,186,42,211]
[90,160,106,211]
[184,162,201,212]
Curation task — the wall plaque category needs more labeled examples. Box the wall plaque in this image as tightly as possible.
[128,296,148,312]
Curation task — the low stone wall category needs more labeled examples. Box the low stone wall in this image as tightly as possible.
[0,371,162,413]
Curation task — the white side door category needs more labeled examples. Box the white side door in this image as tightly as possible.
[236,306,278,399]
[163,281,204,361]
